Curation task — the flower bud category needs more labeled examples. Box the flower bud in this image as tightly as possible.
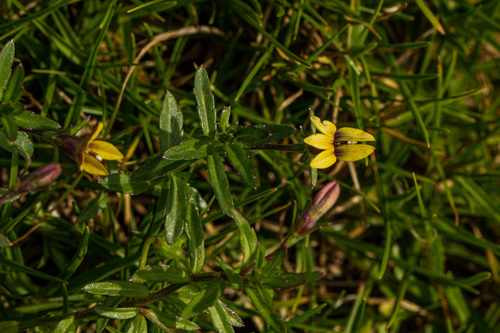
[0,164,62,204]
[284,181,340,247]
[16,164,62,193]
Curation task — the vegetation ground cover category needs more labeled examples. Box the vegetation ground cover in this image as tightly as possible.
[0,1,499,332]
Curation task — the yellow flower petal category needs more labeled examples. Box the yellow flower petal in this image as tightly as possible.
[335,144,375,162]
[81,154,109,175]
[310,148,337,169]
[310,116,334,136]
[304,134,334,150]
[89,140,124,160]
[323,120,337,134]
[89,122,104,142]
[335,127,375,142]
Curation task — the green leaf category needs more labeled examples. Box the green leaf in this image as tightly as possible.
[83,281,149,298]
[76,192,108,224]
[131,266,189,283]
[1,115,17,141]
[220,106,231,133]
[93,306,139,319]
[207,153,234,216]
[415,0,445,34]
[194,66,217,138]
[131,155,188,181]
[221,301,244,327]
[96,297,124,333]
[160,91,183,151]
[127,315,148,333]
[0,40,14,101]
[262,248,286,275]
[163,136,213,161]
[224,143,257,189]
[216,257,243,290]
[13,111,61,131]
[165,174,188,245]
[235,126,268,142]
[143,308,200,331]
[0,233,11,248]
[3,64,24,103]
[208,300,235,333]
[245,284,285,332]
[457,272,491,287]
[285,303,328,328]
[101,173,149,194]
[181,277,223,320]
[0,321,19,333]
[229,208,257,269]
[0,130,32,160]
[185,198,205,273]
[0,253,65,283]
[262,271,322,288]
[53,315,75,333]
[241,124,296,147]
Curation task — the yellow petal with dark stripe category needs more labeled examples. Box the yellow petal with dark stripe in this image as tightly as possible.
[81,154,109,175]
[304,134,334,150]
[89,140,124,160]
[310,148,337,169]
[335,144,375,161]
[335,127,375,142]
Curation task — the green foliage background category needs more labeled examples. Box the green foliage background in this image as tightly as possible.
[1,0,500,332]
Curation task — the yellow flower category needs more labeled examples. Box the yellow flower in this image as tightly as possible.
[56,122,124,175]
[304,116,376,169]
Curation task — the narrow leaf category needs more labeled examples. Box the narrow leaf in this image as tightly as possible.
[83,281,149,298]
[262,271,322,288]
[1,115,17,141]
[415,0,445,34]
[160,91,183,151]
[220,106,231,133]
[131,266,189,283]
[224,143,257,189]
[181,277,223,320]
[208,300,234,333]
[245,285,285,332]
[185,198,205,273]
[143,308,199,331]
[3,64,24,103]
[220,300,244,327]
[76,192,108,224]
[127,315,148,333]
[53,315,75,333]
[163,136,213,161]
[243,124,296,147]
[93,306,138,319]
[207,153,234,216]
[101,173,149,194]
[0,130,32,160]
[96,297,124,333]
[165,175,188,245]
[13,111,61,131]
[194,66,217,138]
[131,155,188,181]
[0,40,14,100]
[229,208,257,268]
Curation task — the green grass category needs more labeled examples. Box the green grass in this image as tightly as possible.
[1,0,499,332]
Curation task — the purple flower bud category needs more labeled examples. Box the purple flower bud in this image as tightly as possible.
[0,164,62,204]
[17,164,62,193]
[285,181,340,247]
